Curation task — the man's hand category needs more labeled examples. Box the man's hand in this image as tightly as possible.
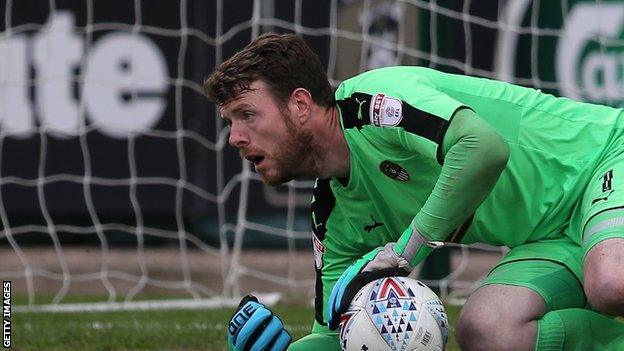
[227,295,291,351]
[324,243,410,330]
[325,227,444,330]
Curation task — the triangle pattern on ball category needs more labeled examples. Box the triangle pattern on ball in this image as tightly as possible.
[364,278,432,351]
[369,289,378,301]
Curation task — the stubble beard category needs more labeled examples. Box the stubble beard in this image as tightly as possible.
[265,113,321,186]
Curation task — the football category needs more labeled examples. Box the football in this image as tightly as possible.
[339,277,449,351]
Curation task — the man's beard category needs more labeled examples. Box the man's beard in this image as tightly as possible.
[265,112,320,186]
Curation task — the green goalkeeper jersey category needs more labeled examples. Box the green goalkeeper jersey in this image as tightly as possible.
[309,66,624,323]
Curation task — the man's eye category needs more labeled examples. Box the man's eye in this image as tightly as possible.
[243,112,254,120]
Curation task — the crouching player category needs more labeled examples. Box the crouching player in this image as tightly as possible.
[206,33,624,350]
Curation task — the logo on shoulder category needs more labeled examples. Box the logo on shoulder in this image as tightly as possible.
[380,160,410,181]
[312,233,325,269]
[370,93,403,127]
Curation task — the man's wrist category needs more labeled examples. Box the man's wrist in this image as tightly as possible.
[393,227,443,267]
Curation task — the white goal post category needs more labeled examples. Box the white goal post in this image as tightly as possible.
[0,0,620,312]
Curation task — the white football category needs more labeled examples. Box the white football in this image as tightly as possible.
[339,277,449,351]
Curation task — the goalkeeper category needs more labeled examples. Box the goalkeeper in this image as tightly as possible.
[205,33,624,350]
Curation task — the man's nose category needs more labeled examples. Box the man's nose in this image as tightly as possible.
[228,123,249,148]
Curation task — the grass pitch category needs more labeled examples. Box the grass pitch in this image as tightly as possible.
[11,304,462,350]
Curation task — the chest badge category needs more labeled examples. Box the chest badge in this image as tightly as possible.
[380,161,410,181]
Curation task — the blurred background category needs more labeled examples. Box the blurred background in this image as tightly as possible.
[0,0,621,311]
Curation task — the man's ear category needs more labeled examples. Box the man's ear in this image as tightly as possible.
[291,88,313,124]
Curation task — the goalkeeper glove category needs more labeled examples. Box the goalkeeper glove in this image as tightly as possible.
[325,227,443,330]
[227,295,291,351]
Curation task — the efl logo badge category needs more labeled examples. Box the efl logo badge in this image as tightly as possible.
[369,93,403,127]
[312,234,325,269]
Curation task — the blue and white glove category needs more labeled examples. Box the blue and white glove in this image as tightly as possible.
[325,228,444,330]
[227,295,292,351]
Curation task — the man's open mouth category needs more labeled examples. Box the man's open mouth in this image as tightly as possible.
[246,155,265,166]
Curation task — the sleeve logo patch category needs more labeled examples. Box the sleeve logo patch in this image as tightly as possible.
[312,233,325,269]
[370,93,403,127]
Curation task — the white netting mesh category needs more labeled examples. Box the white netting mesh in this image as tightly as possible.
[1,0,619,311]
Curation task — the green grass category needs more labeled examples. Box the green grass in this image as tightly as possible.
[11,304,462,350]
[11,292,203,306]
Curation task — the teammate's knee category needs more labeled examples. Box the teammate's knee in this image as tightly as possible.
[585,268,624,316]
[456,309,492,350]
[456,308,534,351]
[584,239,624,316]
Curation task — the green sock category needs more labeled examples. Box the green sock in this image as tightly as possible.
[536,308,624,350]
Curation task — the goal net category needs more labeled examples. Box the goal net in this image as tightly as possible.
[1,0,620,311]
